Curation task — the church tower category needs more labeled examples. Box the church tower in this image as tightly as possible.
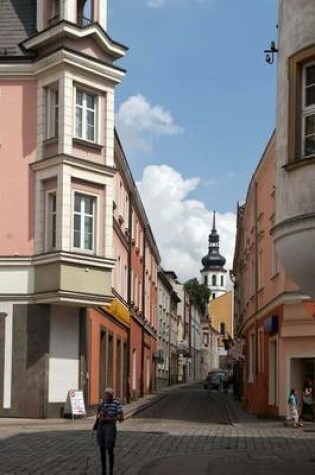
[201,211,227,300]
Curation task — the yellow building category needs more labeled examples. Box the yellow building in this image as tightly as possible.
[208,290,233,367]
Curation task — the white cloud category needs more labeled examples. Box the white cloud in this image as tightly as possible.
[116,94,183,156]
[137,164,236,283]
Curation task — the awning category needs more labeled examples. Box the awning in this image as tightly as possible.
[104,298,131,327]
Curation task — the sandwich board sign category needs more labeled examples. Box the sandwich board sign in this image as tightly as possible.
[64,390,86,418]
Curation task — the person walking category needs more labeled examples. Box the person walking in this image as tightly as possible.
[287,388,303,427]
[96,387,124,475]
[300,379,315,422]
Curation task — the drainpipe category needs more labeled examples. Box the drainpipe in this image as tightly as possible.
[188,295,192,381]
[126,191,133,403]
[140,227,146,397]
[168,303,171,386]
[254,181,259,377]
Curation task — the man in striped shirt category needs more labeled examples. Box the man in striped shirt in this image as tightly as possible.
[97,387,124,475]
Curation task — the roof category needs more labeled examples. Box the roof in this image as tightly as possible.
[0,0,36,57]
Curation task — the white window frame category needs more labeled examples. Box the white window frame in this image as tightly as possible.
[271,242,280,277]
[72,191,97,253]
[302,62,315,157]
[45,191,57,250]
[74,86,98,143]
[46,84,59,139]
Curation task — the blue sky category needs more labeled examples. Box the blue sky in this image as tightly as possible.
[107,0,278,281]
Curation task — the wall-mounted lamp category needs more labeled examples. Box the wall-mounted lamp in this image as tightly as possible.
[264,41,278,64]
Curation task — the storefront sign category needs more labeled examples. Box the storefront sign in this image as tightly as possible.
[64,390,86,417]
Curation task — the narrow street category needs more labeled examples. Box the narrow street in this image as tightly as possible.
[0,384,315,474]
[132,383,233,425]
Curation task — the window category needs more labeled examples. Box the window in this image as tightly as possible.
[288,47,315,162]
[258,248,264,290]
[77,0,93,26]
[272,243,280,276]
[212,275,217,286]
[73,193,96,251]
[220,322,226,335]
[49,193,57,249]
[204,275,208,286]
[75,89,97,142]
[46,85,59,139]
[302,64,315,157]
[203,332,209,346]
[220,275,224,287]
[50,0,60,23]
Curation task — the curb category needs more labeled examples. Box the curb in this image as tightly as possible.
[124,393,169,420]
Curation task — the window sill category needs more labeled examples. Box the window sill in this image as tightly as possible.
[43,137,58,146]
[284,155,315,171]
[73,137,103,151]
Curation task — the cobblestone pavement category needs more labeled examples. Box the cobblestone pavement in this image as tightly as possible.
[0,386,314,474]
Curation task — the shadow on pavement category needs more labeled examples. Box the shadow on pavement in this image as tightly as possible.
[0,427,315,474]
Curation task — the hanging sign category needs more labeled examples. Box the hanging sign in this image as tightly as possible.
[64,390,86,417]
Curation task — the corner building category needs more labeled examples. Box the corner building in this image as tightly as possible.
[0,0,139,417]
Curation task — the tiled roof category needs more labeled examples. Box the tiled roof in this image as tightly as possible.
[0,0,36,57]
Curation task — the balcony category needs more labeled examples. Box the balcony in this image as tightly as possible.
[273,213,315,298]
[32,251,114,305]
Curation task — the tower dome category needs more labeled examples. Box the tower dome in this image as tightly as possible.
[201,210,226,271]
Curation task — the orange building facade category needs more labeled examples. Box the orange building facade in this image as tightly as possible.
[233,133,315,418]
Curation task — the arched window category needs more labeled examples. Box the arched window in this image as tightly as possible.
[204,275,208,286]
[221,275,224,287]
[212,275,216,286]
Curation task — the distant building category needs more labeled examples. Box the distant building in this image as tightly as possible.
[201,211,227,301]
[201,212,233,369]
[209,291,233,369]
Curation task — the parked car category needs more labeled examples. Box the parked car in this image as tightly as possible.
[204,370,229,391]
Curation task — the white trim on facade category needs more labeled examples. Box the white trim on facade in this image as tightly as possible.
[1,302,13,409]
[22,23,127,58]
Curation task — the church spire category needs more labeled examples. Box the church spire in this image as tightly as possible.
[201,211,226,271]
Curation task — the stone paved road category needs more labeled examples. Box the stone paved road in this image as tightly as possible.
[0,386,314,474]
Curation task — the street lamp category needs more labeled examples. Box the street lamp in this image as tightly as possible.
[264,41,278,64]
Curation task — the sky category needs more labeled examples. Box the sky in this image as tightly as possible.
[107,0,278,283]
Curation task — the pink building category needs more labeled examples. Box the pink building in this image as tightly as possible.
[0,0,159,417]
[233,133,315,418]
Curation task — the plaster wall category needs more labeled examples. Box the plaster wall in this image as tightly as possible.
[0,82,37,255]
